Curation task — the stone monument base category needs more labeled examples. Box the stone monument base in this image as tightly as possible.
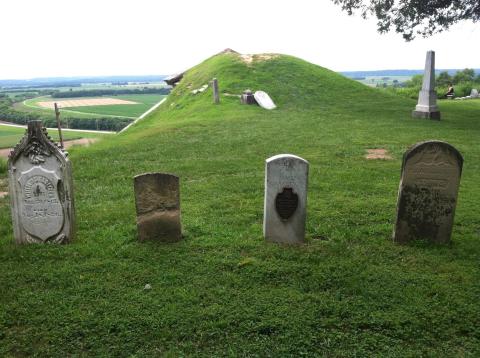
[412,110,441,120]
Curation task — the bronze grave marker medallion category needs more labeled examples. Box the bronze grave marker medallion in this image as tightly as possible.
[275,187,298,221]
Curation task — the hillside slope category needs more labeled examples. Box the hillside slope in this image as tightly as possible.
[0,51,479,356]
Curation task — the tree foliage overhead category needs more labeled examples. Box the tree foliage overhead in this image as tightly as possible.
[332,0,480,40]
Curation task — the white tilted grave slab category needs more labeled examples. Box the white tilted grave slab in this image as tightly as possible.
[8,121,75,244]
[254,91,276,110]
[263,154,308,244]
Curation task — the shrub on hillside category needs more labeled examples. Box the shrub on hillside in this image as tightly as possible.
[0,157,7,176]
[386,82,475,100]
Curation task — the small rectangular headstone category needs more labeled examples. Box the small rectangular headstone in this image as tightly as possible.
[8,120,75,244]
[134,173,182,242]
[393,141,463,244]
[240,89,256,105]
[264,154,308,244]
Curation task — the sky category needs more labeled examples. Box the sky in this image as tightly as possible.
[0,0,479,79]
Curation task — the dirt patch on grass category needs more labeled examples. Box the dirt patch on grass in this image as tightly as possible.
[365,148,392,160]
[37,98,138,109]
[240,53,279,64]
[0,138,100,158]
[63,137,99,149]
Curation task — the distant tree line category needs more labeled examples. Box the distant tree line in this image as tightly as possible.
[386,69,480,99]
[0,96,131,131]
[52,87,170,98]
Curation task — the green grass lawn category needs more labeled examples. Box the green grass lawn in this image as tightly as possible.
[0,52,479,356]
[19,94,166,119]
[0,124,108,149]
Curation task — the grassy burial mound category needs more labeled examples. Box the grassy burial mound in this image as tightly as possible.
[0,51,479,356]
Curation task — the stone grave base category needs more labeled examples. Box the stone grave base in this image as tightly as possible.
[412,110,441,120]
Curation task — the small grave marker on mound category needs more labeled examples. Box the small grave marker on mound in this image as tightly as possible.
[240,89,256,105]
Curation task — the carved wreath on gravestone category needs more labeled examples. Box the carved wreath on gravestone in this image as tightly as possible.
[24,137,51,164]
[275,187,298,221]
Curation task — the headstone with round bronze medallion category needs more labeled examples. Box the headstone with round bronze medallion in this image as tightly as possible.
[264,154,308,244]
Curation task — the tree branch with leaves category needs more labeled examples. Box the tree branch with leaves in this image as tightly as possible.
[332,0,480,40]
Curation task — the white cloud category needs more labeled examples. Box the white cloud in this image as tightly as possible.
[0,0,478,79]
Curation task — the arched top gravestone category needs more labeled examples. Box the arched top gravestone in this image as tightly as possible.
[264,154,309,244]
[393,141,463,244]
[8,121,75,244]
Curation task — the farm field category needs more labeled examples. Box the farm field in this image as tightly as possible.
[19,94,167,119]
[0,123,109,149]
[357,75,413,87]
[0,52,479,356]
[65,94,167,118]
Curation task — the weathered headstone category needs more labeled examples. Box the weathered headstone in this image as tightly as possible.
[393,141,463,244]
[412,51,440,120]
[240,89,256,105]
[470,88,479,98]
[264,154,308,244]
[134,173,182,242]
[8,120,75,244]
[254,91,276,110]
[212,78,220,104]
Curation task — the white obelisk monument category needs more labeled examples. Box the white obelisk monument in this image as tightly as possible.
[412,51,440,120]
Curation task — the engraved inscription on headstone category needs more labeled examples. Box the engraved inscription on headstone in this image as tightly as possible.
[393,141,463,244]
[8,120,75,244]
[264,154,308,244]
[134,173,182,242]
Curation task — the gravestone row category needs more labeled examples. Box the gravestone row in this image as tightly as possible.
[6,122,464,245]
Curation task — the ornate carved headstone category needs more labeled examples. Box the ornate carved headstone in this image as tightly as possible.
[412,51,440,120]
[134,173,182,242]
[393,141,463,244]
[7,120,75,244]
[264,154,308,244]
